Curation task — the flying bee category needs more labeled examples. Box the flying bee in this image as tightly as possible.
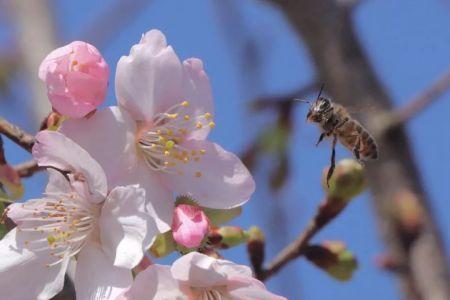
[297,89,378,185]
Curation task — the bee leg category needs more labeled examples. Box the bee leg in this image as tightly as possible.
[327,134,338,187]
[316,133,326,147]
[353,137,361,160]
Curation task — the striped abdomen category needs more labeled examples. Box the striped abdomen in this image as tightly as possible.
[335,119,378,160]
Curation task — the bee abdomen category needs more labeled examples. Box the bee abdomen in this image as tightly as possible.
[359,132,378,160]
[336,121,378,160]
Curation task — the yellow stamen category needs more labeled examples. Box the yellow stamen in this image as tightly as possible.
[199,149,206,155]
[166,140,175,149]
[196,122,203,129]
[164,150,170,156]
[184,115,191,121]
[195,171,202,178]
[181,101,189,107]
[208,121,216,128]
[204,112,212,120]
[167,113,178,119]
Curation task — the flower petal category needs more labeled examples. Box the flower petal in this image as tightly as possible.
[44,168,71,195]
[120,265,186,300]
[33,130,107,203]
[60,106,137,187]
[161,140,255,209]
[181,58,214,141]
[99,185,156,269]
[133,162,174,234]
[60,107,173,233]
[171,252,252,288]
[116,29,184,122]
[227,276,287,300]
[0,228,69,300]
[74,242,132,300]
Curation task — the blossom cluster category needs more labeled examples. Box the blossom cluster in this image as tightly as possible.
[0,29,286,300]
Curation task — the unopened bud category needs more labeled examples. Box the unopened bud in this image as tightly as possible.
[246,226,265,275]
[393,189,423,234]
[323,159,366,202]
[149,231,175,258]
[39,41,109,118]
[172,204,210,249]
[209,226,247,249]
[246,226,265,243]
[305,241,357,281]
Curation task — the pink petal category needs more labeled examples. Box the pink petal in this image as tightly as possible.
[74,242,132,300]
[115,30,184,122]
[181,58,214,141]
[99,185,156,269]
[171,252,251,288]
[172,204,210,248]
[227,276,287,300]
[38,43,73,80]
[60,107,174,233]
[161,140,255,209]
[45,169,71,193]
[60,106,137,187]
[0,228,69,300]
[33,130,107,203]
[120,265,186,300]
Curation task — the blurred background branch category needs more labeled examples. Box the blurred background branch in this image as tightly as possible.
[386,68,450,130]
[8,0,56,123]
[265,1,450,299]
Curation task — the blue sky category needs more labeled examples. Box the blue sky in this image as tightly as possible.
[1,1,450,299]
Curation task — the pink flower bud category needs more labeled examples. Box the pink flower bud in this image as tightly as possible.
[39,41,109,118]
[172,204,210,248]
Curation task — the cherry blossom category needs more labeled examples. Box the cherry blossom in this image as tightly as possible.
[0,131,157,300]
[118,252,286,300]
[39,41,109,118]
[59,29,255,234]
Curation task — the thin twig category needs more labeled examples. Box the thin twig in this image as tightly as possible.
[14,160,41,178]
[258,199,346,281]
[0,117,35,152]
[387,68,450,129]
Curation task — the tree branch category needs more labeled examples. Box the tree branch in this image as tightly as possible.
[386,68,450,130]
[0,117,35,152]
[258,198,345,281]
[14,160,41,178]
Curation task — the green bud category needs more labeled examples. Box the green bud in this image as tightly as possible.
[149,231,176,258]
[305,241,358,281]
[246,226,265,243]
[213,226,247,248]
[323,159,366,202]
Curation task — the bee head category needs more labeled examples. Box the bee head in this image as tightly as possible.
[306,97,332,122]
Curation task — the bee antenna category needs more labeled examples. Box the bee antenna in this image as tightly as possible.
[293,98,310,104]
[317,83,325,99]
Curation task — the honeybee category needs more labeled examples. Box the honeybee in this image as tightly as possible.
[298,89,378,185]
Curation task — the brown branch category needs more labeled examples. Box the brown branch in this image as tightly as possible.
[258,199,346,281]
[14,160,41,178]
[266,1,450,299]
[0,117,35,152]
[387,68,450,129]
